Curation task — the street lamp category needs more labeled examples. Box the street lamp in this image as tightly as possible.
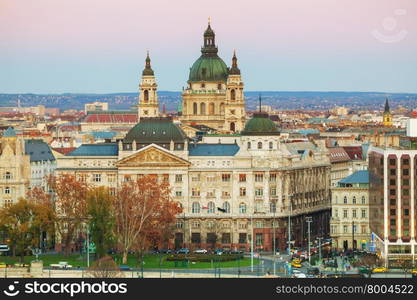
[306,217,312,264]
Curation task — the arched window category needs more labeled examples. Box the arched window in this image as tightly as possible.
[217,83,222,90]
[193,102,198,114]
[4,187,10,194]
[144,90,149,102]
[239,203,247,214]
[343,196,348,204]
[208,202,215,214]
[361,196,366,204]
[257,142,263,149]
[5,172,11,180]
[247,142,251,150]
[352,196,356,204]
[200,102,206,115]
[192,202,200,214]
[220,103,225,114]
[230,122,235,132]
[230,89,236,101]
[223,202,230,213]
[269,141,273,150]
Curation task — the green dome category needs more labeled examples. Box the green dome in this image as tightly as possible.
[124,117,187,144]
[188,55,229,82]
[242,113,280,136]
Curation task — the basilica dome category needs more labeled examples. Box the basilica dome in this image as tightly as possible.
[188,55,229,82]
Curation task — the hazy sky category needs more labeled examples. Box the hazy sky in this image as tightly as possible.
[1,0,416,93]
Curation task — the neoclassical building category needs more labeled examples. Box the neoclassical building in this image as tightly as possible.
[180,22,246,133]
[0,128,56,208]
[56,114,331,251]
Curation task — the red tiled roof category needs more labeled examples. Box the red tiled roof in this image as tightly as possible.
[84,114,138,123]
[52,147,76,155]
[328,147,351,163]
[343,146,363,160]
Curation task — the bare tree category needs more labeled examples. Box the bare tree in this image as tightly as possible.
[87,256,122,278]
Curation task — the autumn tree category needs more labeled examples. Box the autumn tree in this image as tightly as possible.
[87,256,122,278]
[48,174,88,256]
[113,175,182,264]
[0,198,45,262]
[87,187,115,258]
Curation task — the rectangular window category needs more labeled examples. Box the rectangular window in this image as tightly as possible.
[255,188,263,196]
[107,174,115,183]
[361,209,366,218]
[239,187,246,196]
[221,233,231,244]
[343,210,348,219]
[222,174,231,182]
[192,188,200,197]
[255,173,264,182]
[222,190,231,197]
[270,187,277,196]
[255,233,263,247]
[239,174,246,182]
[192,175,200,182]
[175,174,183,183]
[175,191,182,197]
[269,173,277,182]
[343,225,348,234]
[93,174,101,182]
[239,233,247,244]
[352,209,357,219]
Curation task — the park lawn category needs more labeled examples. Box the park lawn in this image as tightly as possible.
[0,254,259,269]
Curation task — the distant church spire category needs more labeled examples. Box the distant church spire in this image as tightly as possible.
[202,19,217,56]
[384,97,390,113]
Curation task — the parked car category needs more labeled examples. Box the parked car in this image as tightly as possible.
[230,250,244,254]
[214,248,224,255]
[194,248,208,254]
[372,267,388,273]
[119,265,131,271]
[176,248,190,254]
[158,249,173,254]
[50,261,72,269]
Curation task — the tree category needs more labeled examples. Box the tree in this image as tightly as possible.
[87,256,122,278]
[48,174,88,256]
[113,175,181,264]
[352,253,383,278]
[87,187,115,258]
[0,198,44,262]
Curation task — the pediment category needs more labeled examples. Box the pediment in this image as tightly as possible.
[116,145,190,168]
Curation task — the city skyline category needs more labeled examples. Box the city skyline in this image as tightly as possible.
[1,0,416,93]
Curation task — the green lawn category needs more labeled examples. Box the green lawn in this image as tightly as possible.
[0,254,259,269]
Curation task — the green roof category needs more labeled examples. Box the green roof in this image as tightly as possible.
[67,143,118,156]
[241,113,280,136]
[188,55,229,82]
[124,117,187,143]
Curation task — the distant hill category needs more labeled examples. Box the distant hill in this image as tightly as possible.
[1,91,416,112]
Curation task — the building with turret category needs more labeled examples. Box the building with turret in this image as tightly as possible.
[180,22,246,133]
[138,52,159,119]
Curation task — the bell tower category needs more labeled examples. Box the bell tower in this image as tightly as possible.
[225,51,246,132]
[383,98,393,127]
[138,52,159,119]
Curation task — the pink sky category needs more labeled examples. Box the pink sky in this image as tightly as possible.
[1,0,416,93]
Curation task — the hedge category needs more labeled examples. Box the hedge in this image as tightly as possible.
[166,254,244,262]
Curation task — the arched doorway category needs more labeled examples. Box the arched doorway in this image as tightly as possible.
[230,122,235,132]
[231,89,236,100]
[193,102,198,114]
[209,103,215,114]
[200,102,206,115]
[144,90,149,102]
